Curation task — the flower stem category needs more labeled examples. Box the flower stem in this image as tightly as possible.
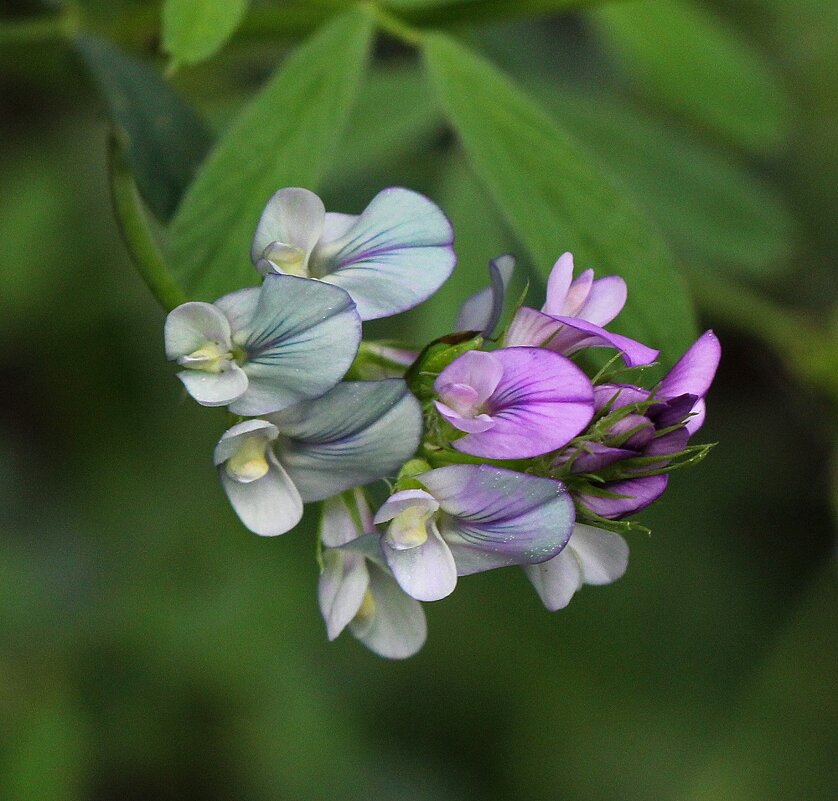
[108,133,187,312]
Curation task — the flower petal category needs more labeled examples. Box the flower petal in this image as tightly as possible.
[542,314,659,367]
[594,383,650,411]
[579,475,668,519]
[165,301,232,359]
[270,380,423,502]
[250,187,325,268]
[382,521,458,602]
[319,489,373,548]
[563,268,594,316]
[349,563,427,659]
[313,187,456,320]
[218,451,303,536]
[450,348,594,459]
[657,330,721,400]
[568,524,629,585]
[576,275,627,326]
[523,548,582,611]
[434,402,495,434]
[420,465,575,574]
[214,287,259,333]
[542,252,575,316]
[213,419,279,465]
[454,254,515,335]
[373,489,439,525]
[435,350,503,407]
[319,547,370,641]
[229,275,361,416]
[321,212,358,242]
[505,306,561,347]
[177,363,248,407]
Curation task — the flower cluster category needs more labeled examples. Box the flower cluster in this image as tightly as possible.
[165,187,720,659]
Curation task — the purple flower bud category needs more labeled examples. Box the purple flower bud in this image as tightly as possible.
[568,331,721,519]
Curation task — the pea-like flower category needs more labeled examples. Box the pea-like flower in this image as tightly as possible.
[505,252,658,367]
[165,274,360,415]
[214,380,422,537]
[524,524,629,611]
[569,330,721,519]
[318,490,426,659]
[433,347,594,459]
[251,187,456,321]
[374,464,576,602]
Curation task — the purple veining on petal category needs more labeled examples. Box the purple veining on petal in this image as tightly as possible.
[437,347,594,459]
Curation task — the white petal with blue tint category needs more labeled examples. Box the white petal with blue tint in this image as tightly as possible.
[319,548,370,641]
[270,380,423,502]
[523,548,583,611]
[229,274,361,416]
[349,563,427,659]
[311,187,456,320]
[218,452,303,537]
[455,254,515,335]
[176,363,248,407]
[382,521,458,602]
[569,524,629,585]
[250,187,325,272]
[165,301,232,359]
[524,524,628,611]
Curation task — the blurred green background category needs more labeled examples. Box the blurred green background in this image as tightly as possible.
[1,1,835,799]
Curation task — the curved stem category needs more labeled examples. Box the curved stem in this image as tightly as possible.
[108,133,187,312]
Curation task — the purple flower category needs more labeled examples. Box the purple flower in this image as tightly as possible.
[568,330,721,519]
[433,347,595,459]
[318,490,426,659]
[505,252,658,367]
[525,523,629,611]
[373,464,575,601]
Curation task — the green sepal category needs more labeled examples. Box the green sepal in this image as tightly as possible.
[405,332,483,402]
[394,458,433,492]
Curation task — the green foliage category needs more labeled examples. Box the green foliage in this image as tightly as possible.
[75,34,212,221]
[168,10,374,300]
[533,87,795,278]
[162,0,250,67]
[592,0,790,154]
[423,32,697,367]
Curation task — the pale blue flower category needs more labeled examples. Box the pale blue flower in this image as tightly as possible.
[165,274,360,415]
[214,380,422,536]
[374,464,575,602]
[318,490,426,659]
[251,187,456,320]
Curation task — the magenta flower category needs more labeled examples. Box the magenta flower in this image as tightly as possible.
[568,330,721,519]
[374,464,575,602]
[433,347,594,459]
[505,252,658,367]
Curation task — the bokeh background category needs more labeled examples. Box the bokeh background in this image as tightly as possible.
[1,1,836,799]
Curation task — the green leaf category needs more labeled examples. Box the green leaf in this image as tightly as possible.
[162,0,250,67]
[168,10,374,300]
[325,65,443,185]
[591,0,790,154]
[75,34,212,222]
[423,33,697,367]
[530,86,795,278]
